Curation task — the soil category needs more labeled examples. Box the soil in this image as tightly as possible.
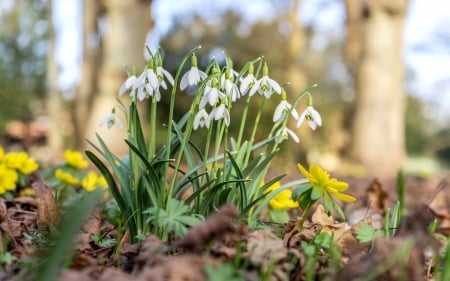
[0,172,449,281]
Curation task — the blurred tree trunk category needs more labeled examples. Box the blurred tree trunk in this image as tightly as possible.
[276,0,309,169]
[76,0,152,152]
[344,0,409,177]
[74,0,102,149]
[45,0,64,159]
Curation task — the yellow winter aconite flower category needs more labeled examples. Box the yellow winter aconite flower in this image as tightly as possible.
[0,164,18,194]
[64,150,89,169]
[3,151,38,174]
[297,163,356,203]
[266,181,299,210]
[54,169,80,185]
[81,171,107,192]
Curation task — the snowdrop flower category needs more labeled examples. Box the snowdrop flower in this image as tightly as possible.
[297,95,322,130]
[240,63,257,96]
[130,66,158,101]
[275,126,300,143]
[223,76,240,102]
[193,108,210,130]
[249,63,282,99]
[156,54,174,89]
[208,103,230,127]
[199,79,225,108]
[273,90,299,122]
[118,74,137,96]
[180,53,207,90]
[99,108,123,130]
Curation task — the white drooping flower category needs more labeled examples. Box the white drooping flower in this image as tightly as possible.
[193,108,210,130]
[119,75,137,96]
[99,109,123,130]
[180,66,207,90]
[249,63,281,99]
[275,127,300,143]
[156,65,174,90]
[208,103,230,127]
[180,53,207,90]
[273,100,299,122]
[199,83,225,108]
[297,106,322,130]
[240,63,257,96]
[224,79,240,102]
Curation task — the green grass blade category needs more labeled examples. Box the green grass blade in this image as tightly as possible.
[35,190,102,281]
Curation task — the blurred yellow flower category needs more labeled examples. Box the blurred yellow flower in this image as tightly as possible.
[19,188,35,197]
[64,150,89,169]
[81,171,107,192]
[0,164,18,194]
[3,151,38,174]
[297,163,356,203]
[54,168,80,185]
[266,181,299,210]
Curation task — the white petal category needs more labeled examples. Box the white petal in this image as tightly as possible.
[273,103,286,122]
[286,128,300,143]
[119,82,127,96]
[296,109,307,128]
[160,68,174,85]
[310,107,322,126]
[125,76,137,89]
[268,78,282,94]
[147,70,159,89]
[180,72,190,90]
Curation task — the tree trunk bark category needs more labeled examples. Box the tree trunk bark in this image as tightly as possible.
[346,0,409,177]
[77,0,152,153]
[45,0,64,159]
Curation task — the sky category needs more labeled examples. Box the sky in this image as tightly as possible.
[52,0,450,122]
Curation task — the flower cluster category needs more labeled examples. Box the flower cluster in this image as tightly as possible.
[52,150,107,192]
[112,49,322,140]
[0,146,38,195]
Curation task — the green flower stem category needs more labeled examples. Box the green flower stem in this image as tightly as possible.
[167,77,206,200]
[148,95,157,159]
[163,46,201,191]
[236,94,252,148]
[243,98,267,166]
[297,201,313,230]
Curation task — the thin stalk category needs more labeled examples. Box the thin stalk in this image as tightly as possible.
[243,98,267,166]
[297,201,313,230]
[163,46,201,193]
[148,95,157,159]
[236,94,252,147]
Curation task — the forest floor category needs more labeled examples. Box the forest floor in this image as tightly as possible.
[1,171,449,281]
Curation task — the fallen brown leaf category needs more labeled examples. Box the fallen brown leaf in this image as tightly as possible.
[32,180,60,229]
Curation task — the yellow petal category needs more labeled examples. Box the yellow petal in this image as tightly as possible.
[297,163,315,183]
[327,178,349,191]
[331,191,356,202]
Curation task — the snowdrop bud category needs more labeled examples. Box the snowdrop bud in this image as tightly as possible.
[263,63,269,76]
[191,53,198,67]
[307,94,313,106]
[281,88,287,100]
[248,63,254,75]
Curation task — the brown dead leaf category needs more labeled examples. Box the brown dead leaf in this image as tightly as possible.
[246,229,287,269]
[172,204,239,252]
[134,254,216,281]
[366,178,389,213]
[311,204,335,226]
[33,180,60,228]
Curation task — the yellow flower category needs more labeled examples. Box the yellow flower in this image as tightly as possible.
[3,152,38,174]
[0,164,18,194]
[81,171,108,192]
[64,150,89,169]
[297,163,356,202]
[54,168,80,185]
[266,181,299,210]
[19,188,35,197]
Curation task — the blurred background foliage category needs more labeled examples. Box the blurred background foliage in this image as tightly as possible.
[0,0,448,176]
